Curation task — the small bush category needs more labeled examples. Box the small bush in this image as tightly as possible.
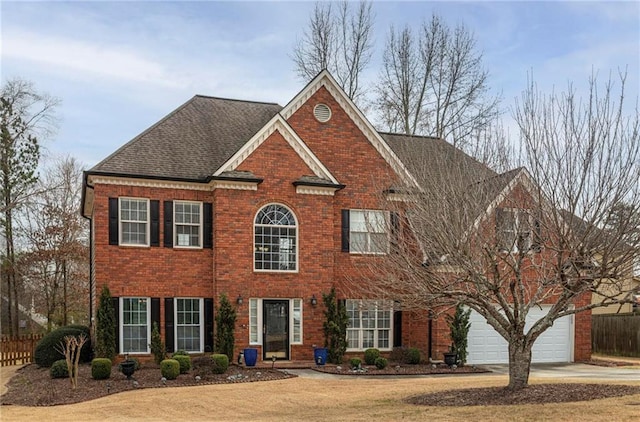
[364,348,380,365]
[211,354,229,374]
[407,347,421,364]
[129,357,141,370]
[91,358,112,380]
[173,349,189,356]
[389,347,408,363]
[192,356,215,376]
[150,322,166,365]
[173,355,191,374]
[349,357,362,369]
[35,325,92,367]
[50,359,69,379]
[374,357,388,369]
[160,359,180,380]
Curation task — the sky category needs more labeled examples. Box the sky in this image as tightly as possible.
[2,1,639,169]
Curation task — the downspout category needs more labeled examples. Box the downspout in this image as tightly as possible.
[81,172,94,333]
[428,310,433,361]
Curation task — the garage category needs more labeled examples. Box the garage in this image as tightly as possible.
[466,306,573,364]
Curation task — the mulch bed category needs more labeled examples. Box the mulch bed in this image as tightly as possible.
[313,362,489,376]
[1,363,295,407]
[406,383,640,406]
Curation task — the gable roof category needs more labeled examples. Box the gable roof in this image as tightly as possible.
[90,95,282,181]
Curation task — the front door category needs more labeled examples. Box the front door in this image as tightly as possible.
[263,300,289,360]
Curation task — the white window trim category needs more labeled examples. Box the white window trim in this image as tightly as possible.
[119,197,150,247]
[253,204,299,273]
[345,299,393,352]
[119,297,151,354]
[174,298,204,353]
[173,201,203,249]
[248,298,303,346]
[349,209,390,255]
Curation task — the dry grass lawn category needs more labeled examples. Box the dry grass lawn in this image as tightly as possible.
[2,370,640,421]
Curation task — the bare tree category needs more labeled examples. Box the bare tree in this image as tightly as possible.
[375,14,500,149]
[19,156,89,330]
[1,78,58,335]
[359,71,639,390]
[292,1,374,105]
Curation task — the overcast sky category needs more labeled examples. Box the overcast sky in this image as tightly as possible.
[2,1,638,169]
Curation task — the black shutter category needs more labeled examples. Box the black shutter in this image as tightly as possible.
[150,201,160,247]
[532,217,542,252]
[108,198,119,245]
[341,209,350,252]
[203,203,213,249]
[111,297,120,354]
[393,310,402,347]
[204,298,214,353]
[390,211,400,249]
[164,201,173,248]
[496,208,506,250]
[151,298,160,330]
[164,298,174,353]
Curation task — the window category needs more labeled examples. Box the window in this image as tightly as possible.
[254,204,297,271]
[496,208,539,253]
[292,299,302,344]
[175,298,203,352]
[121,297,150,354]
[346,300,392,351]
[174,201,202,248]
[249,299,259,344]
[350,210,388,254]
[120,198,149,246]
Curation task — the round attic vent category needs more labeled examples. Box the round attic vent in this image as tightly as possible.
[313,103,332,123]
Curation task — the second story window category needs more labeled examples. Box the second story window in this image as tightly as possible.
[120,198,149,246]
[174,201,202,248]
[254,204,297,271]
[496,208,540,253]
[349,210,388,254]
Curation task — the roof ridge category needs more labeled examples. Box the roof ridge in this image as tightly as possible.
[194,94,281,107]
[377,131,442,141]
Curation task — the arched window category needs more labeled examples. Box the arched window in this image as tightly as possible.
[254,204,297,271]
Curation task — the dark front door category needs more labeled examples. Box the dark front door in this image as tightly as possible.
[263,300,289,360]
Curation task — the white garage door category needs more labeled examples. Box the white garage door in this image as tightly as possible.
[466,306,573,364]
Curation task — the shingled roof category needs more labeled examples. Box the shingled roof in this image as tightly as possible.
[90,95,282,180]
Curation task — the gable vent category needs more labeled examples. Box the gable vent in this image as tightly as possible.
[313,103,332,123]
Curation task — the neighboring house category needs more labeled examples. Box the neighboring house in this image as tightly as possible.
[81,71,591,364]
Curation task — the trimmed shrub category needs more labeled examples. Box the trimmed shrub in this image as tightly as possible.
[150,322,166,365]
[364,348,380,365]
[35,325,92,367]
[160,359,180,380]
[407,347,421,364]
[215,294,236,361]
[173,355,191,374]
[374,357,388,370]
[91,358,112,380]
[192,356,216,376]
[349,357,362,369]
[95,285,116,360]
[211,354,229,374]
[172,350,189,357]
[50,359,69,378]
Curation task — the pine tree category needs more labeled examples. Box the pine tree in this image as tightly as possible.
[95,285,116,360]
[322,287,348,364]
[215,294,236,360]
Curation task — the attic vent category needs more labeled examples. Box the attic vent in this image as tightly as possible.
[314,104,331,123]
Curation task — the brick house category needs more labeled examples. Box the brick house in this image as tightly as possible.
[81,70,591,363]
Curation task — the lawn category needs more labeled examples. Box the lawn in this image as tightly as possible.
[2,371,640,421]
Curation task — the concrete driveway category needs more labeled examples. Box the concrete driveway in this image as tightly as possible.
[483,363,640,381]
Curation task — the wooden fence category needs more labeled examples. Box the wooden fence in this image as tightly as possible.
[0,334,44,366]
[592,313,640,357]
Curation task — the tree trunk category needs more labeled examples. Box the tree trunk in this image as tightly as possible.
[507,337,532,390]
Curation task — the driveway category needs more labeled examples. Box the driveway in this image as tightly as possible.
[483,363,640,381]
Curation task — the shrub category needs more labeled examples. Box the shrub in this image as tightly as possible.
[160,359,180,380]
[389,347,408,363]
[364,348,380,365]
[50,359,69,378]
[215,294,236,360]
[150,322,166,365]
[173,350,189,357]
[211,354,229,374]
[374,357,388,370]
[407,347,421,364]
[192,356,216,376]
[322,287,348,364]
[95,285,116,360]
[349,357,362,369]
[35,325,92,367]
[173,355,191,374]
[447,304,471,366]
[91,358,112,380]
